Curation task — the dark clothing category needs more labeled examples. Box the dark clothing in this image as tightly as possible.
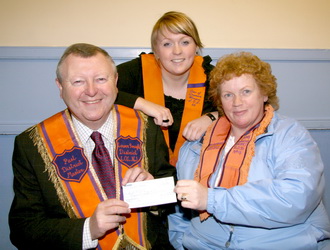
[9,114,176,250]
[165,95,184,151]
[115,53,215,151]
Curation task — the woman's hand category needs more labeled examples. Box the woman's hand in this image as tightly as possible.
[182,112,218,141]
[174,180,208,211]
[134,97,173,127]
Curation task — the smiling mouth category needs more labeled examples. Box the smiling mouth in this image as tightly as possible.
[172,59,185,63]
[84,100,101,104]
[234,110,246,116]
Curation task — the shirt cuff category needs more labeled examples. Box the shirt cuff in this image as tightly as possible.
[83,217,98,250]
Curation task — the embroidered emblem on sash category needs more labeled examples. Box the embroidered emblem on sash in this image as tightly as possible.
[52,146,88,182]
[115,136,143,168]
[187,89,202,106]
[187,83,205,107]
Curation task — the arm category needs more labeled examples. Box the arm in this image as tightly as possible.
[182,111,218,141]
[115,57,145,109]
[168,205,191,250]
[176,119,325,229]
[116,56,173,126]
[9,131,131,249]
[168,140,203,249]
[134,97,173,126]
[208,120,325,228]
[9,132,85,249]
[182,56,217,141]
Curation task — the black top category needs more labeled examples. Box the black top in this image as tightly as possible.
[115,53,216,151]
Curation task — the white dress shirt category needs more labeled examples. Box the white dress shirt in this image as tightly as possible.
[72,114,115,249]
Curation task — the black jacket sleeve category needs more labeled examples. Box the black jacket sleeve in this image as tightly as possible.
[145,116,176,180]
[115,55,145,108]
[9,131,85,250]
[201,55,216,114]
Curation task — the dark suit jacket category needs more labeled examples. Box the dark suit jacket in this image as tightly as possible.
[9,113,176,250]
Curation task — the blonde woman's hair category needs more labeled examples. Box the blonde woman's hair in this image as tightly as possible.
[151,11,203,53]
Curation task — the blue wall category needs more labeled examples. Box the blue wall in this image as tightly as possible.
[1,47,330,249]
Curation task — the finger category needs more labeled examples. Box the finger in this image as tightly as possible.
[105,208,131,217]
[121,169,133,186]
[161,115,173,126]
[132,169,153,182]
[187,129,202,141]
[122,167,152,185]
[153,117,163,126]
[134,171,147,182]
[103,198,129,206]
[90,203,130,239]
[161,120,171,127]
[179,193,189,202]
[128,167,142,182]
[102,200,130,213]
[168,115,174,125]
[182,124,196,141]
[163,111,173,126]
[176,179,194,187]
[182,126,189,140]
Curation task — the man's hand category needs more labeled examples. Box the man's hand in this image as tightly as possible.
[122,167,154,186]
[89,199,130,240]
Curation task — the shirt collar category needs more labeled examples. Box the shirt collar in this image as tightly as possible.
[72,113,114,144]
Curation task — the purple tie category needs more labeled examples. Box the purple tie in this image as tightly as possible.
[91,131,116,199]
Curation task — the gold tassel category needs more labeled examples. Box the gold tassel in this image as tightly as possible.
[29,124,77,218]
[238,105,274,185]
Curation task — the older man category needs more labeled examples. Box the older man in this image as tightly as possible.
[9,43,175,249]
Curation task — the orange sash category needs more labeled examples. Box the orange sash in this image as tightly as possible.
[30,106,149,249]
[141,54,207,165]
[194,105,274,221]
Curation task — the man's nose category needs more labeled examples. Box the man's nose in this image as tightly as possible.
[85,81,97,96]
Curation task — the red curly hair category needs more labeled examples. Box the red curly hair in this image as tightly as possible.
[209,51,279,116]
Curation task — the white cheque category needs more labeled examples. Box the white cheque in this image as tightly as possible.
[122,176,177,208]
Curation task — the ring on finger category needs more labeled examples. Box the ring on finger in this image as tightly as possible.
[181,193,188,201]
[163,119,170,123]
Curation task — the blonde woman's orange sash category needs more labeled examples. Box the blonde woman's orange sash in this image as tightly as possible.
[141,54,207,165]
[194,105,274,221]
[30,106,149,249]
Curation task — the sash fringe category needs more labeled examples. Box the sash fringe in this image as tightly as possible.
[238,105,274,185]
[28,125,77,219]
[139,112,151,250]
[29,107,151,248]
[197,105,274,221]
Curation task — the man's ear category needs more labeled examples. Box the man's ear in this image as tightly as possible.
[115,73,118,86]
[55,79,63,98]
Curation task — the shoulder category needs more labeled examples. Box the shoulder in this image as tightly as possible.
[202,55,214,75]
[15,126,34,146]
[116,52,150,71]
[262,112,317,152]
[12,126,42,169]
[117,57,141,71]
[268,112,309,136]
